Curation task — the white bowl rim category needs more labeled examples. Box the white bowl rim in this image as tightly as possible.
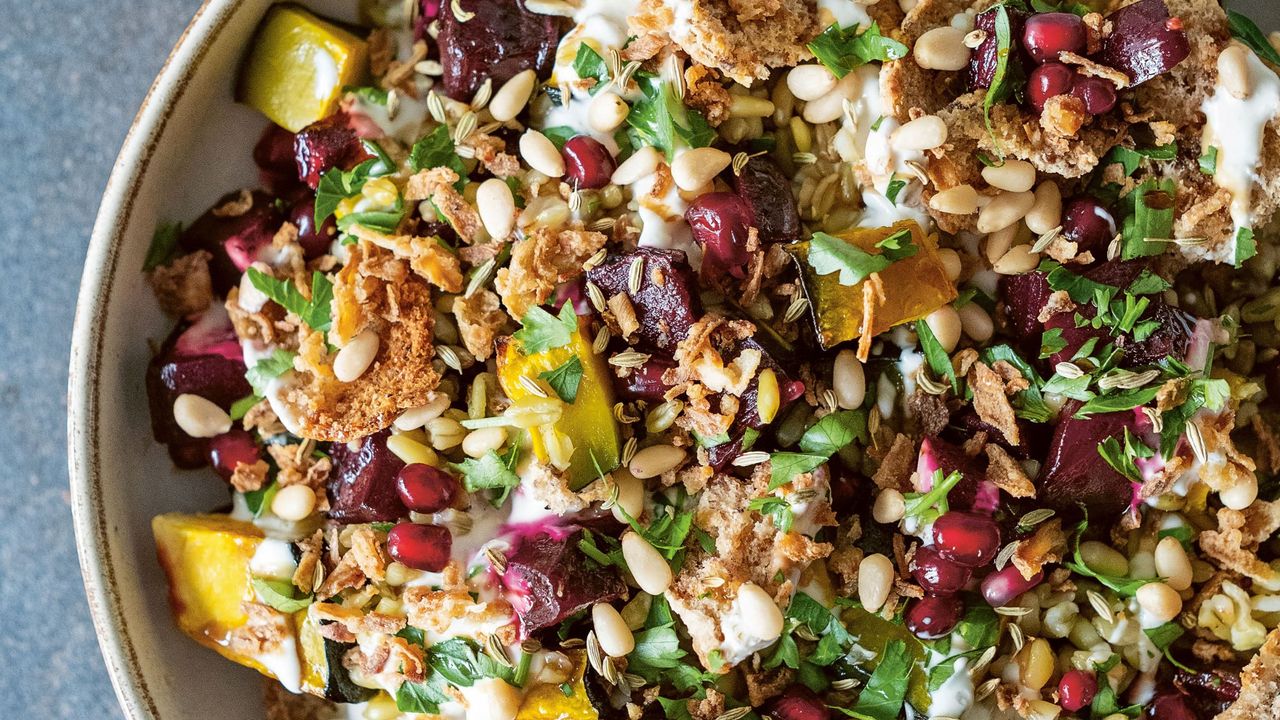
[68,1,245,717]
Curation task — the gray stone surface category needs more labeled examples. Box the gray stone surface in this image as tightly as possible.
[0,1,202,716]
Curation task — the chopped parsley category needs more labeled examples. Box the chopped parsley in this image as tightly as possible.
[806,22,908,79]
[1236,226,1258,267]
[627,74,715,159]
[1102,142,1177,177]
[982,5,1018,160]
[1198,146,1218,175]
[1065,513,1152,596]
[1119,179,1175,260]
[571,43,611,93]
[849,639,913,720]
[748,495,795,533]
[1097,427,1155,483]
[244,349,296,396]
[246,268,334,332]
[513,303,578,355]
[885,177,907,205]
[806,229,917,286]
[409,124,469,188]
[916,317,959,392]
[769,410,867,489]
[539,356,584,403]
[451,445,520,506]
[251,577,313,613]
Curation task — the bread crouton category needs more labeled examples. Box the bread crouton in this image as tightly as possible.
[1217,627,1280,720]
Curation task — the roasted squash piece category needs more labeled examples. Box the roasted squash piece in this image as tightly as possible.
[790,221,957,349]
[239,4,369,133]
[496,316,621,490]
[841,606,932,714]
[517,650,596,719]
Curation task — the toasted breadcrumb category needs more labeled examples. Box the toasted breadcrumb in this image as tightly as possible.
[1218,627,1280,719]
[148,250,214,317]
[494,226,607,318]
[452,289,507,361]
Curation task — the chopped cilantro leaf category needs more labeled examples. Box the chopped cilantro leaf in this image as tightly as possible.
[1066,513,1152,596]
[1074,386,1159,418]
[315,159,376,227]
[229,394,259,421]
[806,22,908,79]
[513,303,578,354]
[1039,327,1068,359]
[1102,143,1177,177]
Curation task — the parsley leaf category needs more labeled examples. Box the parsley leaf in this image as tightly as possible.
[1097,428,1154,484]
[748,496,795,533]
[768,453,830,490]
[627,74,715,159]
[229,394,259,421]
[396,673,452,714]
[1065,512,1151,596]
[540,125,576,150]
[1040,327,1068,359]
[807,230,914,286]
[770,410,867,489]
[1228,11,1280,67]
[1102,143,1177,177]
[1120,179,1175,260]
[628,625,688,679]
[807,22,908,79]
[850,639,913,720]
[1198,146,1218,175]
[142,221,183,271]
[539,356,584,403]
[885,177,907,205]
[245,349,297,396]
[252,578,313,613]
[409,125,468,189]
[916,318,959,392]
[1236,226,1258,267]
[1073,386,1159,418]
[452,446,520,506]
[315,159,376,227]
[572,43,611,93]
[513,304,578,355]
[247,268,334,332]
[243,481,278,517]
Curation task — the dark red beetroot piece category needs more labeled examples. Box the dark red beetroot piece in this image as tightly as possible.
[396,464,460,514]
[561,136,616,190]
[917,436,996,514]
[1022,13,1086,64]
[287,197,338,260]
[327,429,410,524]
[207,430,261,482]
[999,271,1053,341]
[293,112,372,189]
[732,155,800,244]
[905,594,964,639]
[968,6,1029,90]
[1038,402,1144,520]
[950,410,1041,460]
[1143,692,1198,720]
[910,545,972,595]
[585,248,702,352]
[253,124,301,193]
[616,357,677,401]
[685,192,756,277]
[981,564,1043,606]
[437,0,558,100]
[388,522,452,572]
[1027,62,1078,112]
[766,686,831,720]
[1173,669,1242,717]
[1061,196,1117,255]
[1097,0,1191,87]
[179,189,283,294]
[146,309,253,468]
[1057,669,1098,712]
[932,512,1001,567]
[501,529,627,634]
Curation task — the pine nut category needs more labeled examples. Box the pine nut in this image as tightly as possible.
[1218,44,1253,100]
[592,603,636,657]
[729,94,776,118]
[462,426,508,458]
[925,305,962,352]
[977,190,1036,233]
[802,71,859,124]
[1135,582,1183,625]
[489,69,536,122]
[737,582,785,641]
[519,130,565,177]
[1129,549,1156,580]
[610,470,645,524]
[271,484,317,521]
[914,26,971,71]
[469,677,521,720]
[958,302,994,342]
[622,531,673,594]
[588,91,630,132]
[993,245,1040,275]
[858,553,895,612]
[1079,541,1129,577]
[757,368,781,423]
[386,433,440,466]
[833,349,866,409]
[937,248,963,281]
[1220,475,1259,510]
[172,394,232,438]
[426,416,466,451]
[1025,180,1063,235]
[394,394,453,431]
[982,159,1037,193]
[671,147,732,191]
[611,146,661,186]
[872,489,906,524]
[477,178,516,240]
[1016,638,1055,690]
[334,329,380,382]
[1025,700,1062,720]
[787,64,838,101]
[1154,536,1193,591]
[892,114,949,151]
[929,184,980,215]
[629,444,686,479]
[984,223,1020,264]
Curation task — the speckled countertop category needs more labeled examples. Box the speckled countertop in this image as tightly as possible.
[0,1,201,716]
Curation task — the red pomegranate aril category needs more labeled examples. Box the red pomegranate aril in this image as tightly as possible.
[388,522,453,571]
[685,191,755,277]
[1027,62,1077,112]
[1059,669,1098,712]
[1061,196,1117,253]
[766,685,830,720]
[207,429,260,482]
[905,594,964,639]
[288,197,337,259]
[1022,13,1087,64]
[562,136,616,189]
[981,564,1044,606]
[911,545,973,595]
[396,464,460,514]
[1144,693,1197,720]
[1072,75,1118,115]
[932,512,1001,567]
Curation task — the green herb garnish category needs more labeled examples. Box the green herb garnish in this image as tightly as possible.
[807,22,908,79]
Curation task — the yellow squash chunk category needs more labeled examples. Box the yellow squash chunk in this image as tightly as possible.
[841,606,932,713]
[791,221,957,349]
[239,4,369,133]
[517,651,596,720]
[497,317,621,490]
[152,513,278,674]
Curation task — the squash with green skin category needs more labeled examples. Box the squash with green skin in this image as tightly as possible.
[839,606,932,714]
[238,4,369,133]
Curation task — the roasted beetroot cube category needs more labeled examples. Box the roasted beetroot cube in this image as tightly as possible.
[501,529,626,635]
[949,410,1041,460]
[616,356,677,401]
[327,429,410,524]
[1121,301,1195,366]
[968,6,1028,91]
[685,192,755,278]
[293,112,372,189]
[732,155,800,245]
[1173,670,1241,718]
[735,338,803,430]
[1038,402,1141,520]
[179,190,283,293]
[1096,0,1190,87]
[437,0,559,100]
[146,308,252,468]
[917,436,999,514]
[253,123,301,193]
[999,271,1052,340]
[585,248,702,352]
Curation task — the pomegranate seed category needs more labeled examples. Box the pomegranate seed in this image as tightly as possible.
[1027,62,1077,112]
[1058,669,1098,712]
[766,686,830,720]
[207,429,260,482]
[1061,196,1117,253]
[1166,17,1183,31]
[932,512,1001,567]
[562,136,616,189]
[981,564,1044,606]
[1144,693,1196,720]
[685,192,756,277]
[1022,13,1087,64]
[911,545,973,595]
[396,464,460,514]
[1071,75,1118,115]
[388,522,453,571]
[905,594,964,639]
[287,197,336,260]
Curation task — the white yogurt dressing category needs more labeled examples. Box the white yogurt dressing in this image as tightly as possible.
[817,0,872,29]
[250,538,299,579]
[1199,46,1280,262]
[719,590,782,665]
